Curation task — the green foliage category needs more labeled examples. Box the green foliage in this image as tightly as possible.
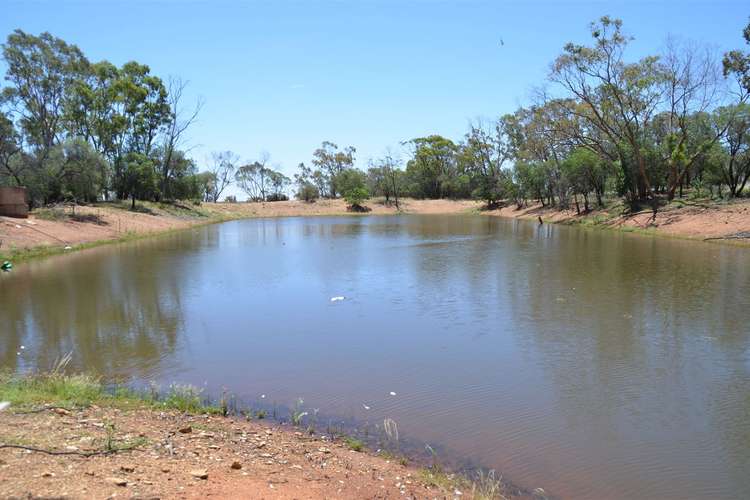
[0,30,204,208]
[161,384,206,413]
[405,135,460,199]
[296,181,319,202]
[344,186,369,208]
[0,371,104,408]
[334,168,367,196]
[121,152,158,208]
[290,398,307,426]
[311,141,356,198]
[343,436,365,452]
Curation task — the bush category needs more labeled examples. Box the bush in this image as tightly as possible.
[266,192,289,202]
[296,182,319,202]
[344,186,370,211]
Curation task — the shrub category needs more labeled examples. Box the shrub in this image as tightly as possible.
[344,187,369,210]
[296,182,319,202]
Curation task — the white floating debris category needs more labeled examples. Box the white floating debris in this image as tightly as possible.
[260,394,266,399]
[0,402,10,412]
[362,403,371,410]
[64,246,72,250]
[16,352,21,356]
[330,296,345,302]
[389,391,397,396]
[20,345,25,350]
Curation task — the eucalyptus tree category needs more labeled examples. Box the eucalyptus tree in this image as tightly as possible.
[64,60,122,196]
[206,150,236,202]
[404,135,458,198]
[723,18,750,98]
[460,119,511,208]
[266,170,291,201]
[1,30,89,156]
[658,39,730,200]
[293,162,319,201]
[235,152,271,201]
[0,110,22,186]
[159,77,203,199]
[367,151,404,207]
[549,17,664,200]
[311,141,356,198]
[561,147,609,211]
[503,102,573,206]
[712,103,750,196]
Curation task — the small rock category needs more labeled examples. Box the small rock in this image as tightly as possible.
[120,465,135,473]
[178,426,192,434]
[161,468,170,473]
[191,469,208,480]
[533,487,547,498]
[106,477,128,487]
[41,472,54,478]
[54,408,71,416]
[318,447,331,454]
[230,461,242,470]
[256,441,267,449]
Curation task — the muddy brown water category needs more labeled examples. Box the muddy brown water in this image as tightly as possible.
[2,215,749,499]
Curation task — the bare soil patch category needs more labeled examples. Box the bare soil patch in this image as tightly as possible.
[0,405,453,499]
[491,198,750,242]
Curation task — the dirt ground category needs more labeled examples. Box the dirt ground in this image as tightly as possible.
[205,199,481,219]
[492,198,750,241]
[0,405,457,499]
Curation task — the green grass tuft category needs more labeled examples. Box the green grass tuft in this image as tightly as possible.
[342,436,365,452]
[0,371,222,415]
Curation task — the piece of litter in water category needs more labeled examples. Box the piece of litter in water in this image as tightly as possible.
[20,345,25,350]
[260,394,266,399]
[0,402,10,412]
[389,391,397,396]
[362,403,371,410]
[64,246,72,250]
[330,296,345,302]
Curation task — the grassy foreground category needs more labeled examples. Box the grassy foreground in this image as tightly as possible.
[0,369,516,499]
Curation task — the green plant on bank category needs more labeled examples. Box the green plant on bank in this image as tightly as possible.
[34,207,69,221]
[290,397,307,426]
[419,463,508,500]
[342,435,365,452]
[0,369,223,415]
[377,449,410,466]
[344,187,369,208]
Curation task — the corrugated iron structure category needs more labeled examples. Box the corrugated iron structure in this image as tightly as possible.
[0,187,28,218]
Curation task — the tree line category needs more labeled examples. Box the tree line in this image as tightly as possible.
[291,17,750,212]
[2,18,750,211]
[0,30,213,208]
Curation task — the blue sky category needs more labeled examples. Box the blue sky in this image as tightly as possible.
[2,0,748,195]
